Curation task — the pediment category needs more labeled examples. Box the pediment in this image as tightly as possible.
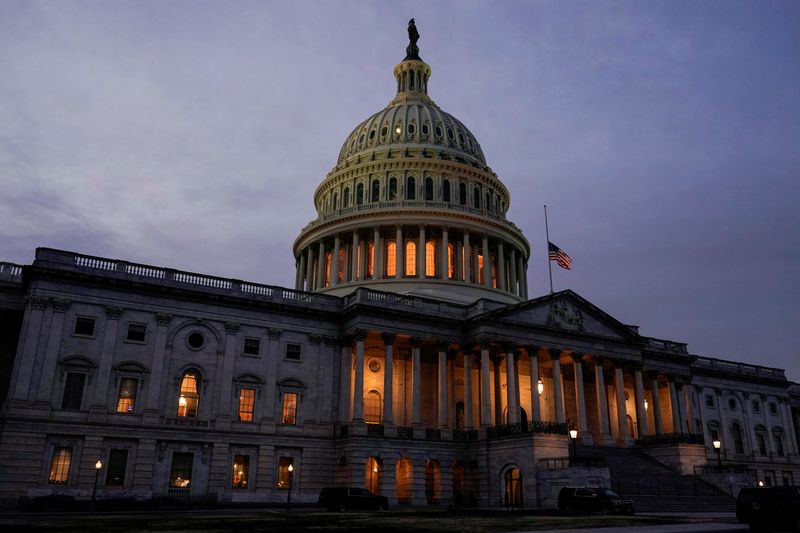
[479,290,637,341]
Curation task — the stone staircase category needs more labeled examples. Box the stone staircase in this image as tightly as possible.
[581,446,736,513]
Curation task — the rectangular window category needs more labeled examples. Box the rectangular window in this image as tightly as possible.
[126,323,146,342]
[774,434,785,457]
[385,241,396,277]
[105,449,128,486]
[281,392,298,425]
[769,402,778,415]
[48,447,72,485]
[115,378,138,414]
[169,452,193,488]
[277,457,293,489]
[232,454,250,488]
[285,344,301,361]
[61,372,85,410]
[704,394,714,408]
[74,317,95,336]
[405,241,416,276]
[243,338,261,356]
[238,388,255,422]
[752,400,760,413]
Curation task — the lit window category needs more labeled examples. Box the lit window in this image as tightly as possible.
[74,317,95,336]
[282,392,298,425]
[425,240,435,277]
[364,390,382,424]
[169,452,193,488]
[286,344,301,360]
[126,323,146,342]
[386,241,397,277]
[243,338,260,356]
[238,388,255,422]
[356,243,361,279]
[177,372,200,418]
[232,454,250,488]
[115,377,138,414]
[338,248,345,282]
[367,242,374,278]
[491,255,498,288]
[324,252,331,287]
[48,447,72,485]
[478,254,485,284]
[277,457,294,489]
[405,240,416,276]
[448,243,455,279]
[61,372,85,410]
[106,449,128,486]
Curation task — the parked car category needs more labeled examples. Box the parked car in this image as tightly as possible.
[557,486,635,515]
[736,486,800,532]
[318,487,389,512]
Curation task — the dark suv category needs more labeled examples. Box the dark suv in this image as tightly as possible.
[736,486,800,532]
[318,487,389,512]
[558,486,635,515]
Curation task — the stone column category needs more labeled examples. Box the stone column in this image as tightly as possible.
[493,357,504,425]
[463,351,474,429]
[305,247,315,289]
[317,240,326,287]
[781,400,799,456]
[338,337,352,423]
[594,357,611,443]
[482,235,491,288]
[352,330,366,422]
[381,333,395,426]
[396,226,403,277]
[35,299,70,402]
[440,227,448,280]
[296,252,306,290]
[480,341,492,426]
[509,248,518,297]
[550,349,566,424]
[615,364,630,443]
[373,227,381,280]
[634,367,649,437]
[505,346,519,425]
[351,232,359,281]
[668,379,682,432]
[571,353,588,435]
[651,374,664,434]
[359,239,368,281]
[143,313,172,423]
[91,306,123,408]
[528,346,541,422]
[411,337,422,426]
[521,260,529,299]
[9,296,48,401]
[497,241,506,291]
[682,383,694,433]
[463,231,471,283]
[332,234,341,286]
[437,343,448,428]
[216,322,239,426]
[418,225,426,278]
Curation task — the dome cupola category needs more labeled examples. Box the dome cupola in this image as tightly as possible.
[293,20,531,304]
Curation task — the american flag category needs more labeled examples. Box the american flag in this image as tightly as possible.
[548,241,572,270]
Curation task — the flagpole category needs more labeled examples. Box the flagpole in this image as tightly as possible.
[544,205,554,294]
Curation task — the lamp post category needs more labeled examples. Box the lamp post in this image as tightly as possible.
[569,429,578,463]
[287,463,294,510]
[91,459,102,512]
[713,440,722,468]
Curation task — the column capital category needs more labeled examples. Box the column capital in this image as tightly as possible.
[27,295,49,310]
[323,335,339,346]
[156,313,173,327]
[436,340,450,352]
[309,334,323,345]
[105,306,123,320]
[569,351,586,363]
[224,322,240,335]
[52,298,70,313]
[267,328,283,340]
[502,341,516,353]
[548,347,563,360]
[353,328,368,342]
[381,332,396,345]
[477,337,492,350]
[410,336,423,348]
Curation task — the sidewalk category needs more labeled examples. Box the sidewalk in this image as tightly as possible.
[511,522,747,533]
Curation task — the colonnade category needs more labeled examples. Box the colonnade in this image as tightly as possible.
[295,225,528,299]
[340,332,695,445]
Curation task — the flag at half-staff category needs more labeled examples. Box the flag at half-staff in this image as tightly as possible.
[548,241,572,270]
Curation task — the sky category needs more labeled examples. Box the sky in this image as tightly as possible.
[1,1,798,381]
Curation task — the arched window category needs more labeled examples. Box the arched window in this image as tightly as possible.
[364,390,382,424]
[477,253,484,284]
[755,424,768,455]
[365,456,382,494]
[485,192,491,211]
[177,371,200,418]
[731,422,745,454]
[396,459,412,504]
[371,179,380,202]
[356,183,364,205]
[425,460,440,504]
[455,401,465,430]
[473,187,481,209]
[343,187,350,207]
[447,242,455,279]
[324,252,331,287]
[367,242,374,278]
[386,240,397,277]
[338,248,345,282]
[442,179,451,202]
[504,468,522,509]
[459,183,467,205]
[425,240,436,277]
[388,177,398,200]
[425,178,434,201]
[332,192,338,210]
[405,240,416,276]
[406,177,416,200]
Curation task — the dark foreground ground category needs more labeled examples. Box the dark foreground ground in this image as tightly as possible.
[0,508,743,533]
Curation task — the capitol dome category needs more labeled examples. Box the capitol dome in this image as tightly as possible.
[293,20,531,304]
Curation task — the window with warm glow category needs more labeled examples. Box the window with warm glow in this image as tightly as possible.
[448,243,455,279]
[386,241,396,276]
[425,240,436,277]
[277,457,293,489]
[367,242,374,278]
[48,447,72,485]
[364,390,382,424]
[238,388,255,422]
[405,240,416,276]
[478,254,484,284]
[356,244,361,280]
[232,454,250,488]
[177,372,200,418]
[282,392,298,425]
[169,452,193,488]
[462,246,467,281]
[338,248,345,282]
[115,377,138,414]
[491,255,497,288]
[324,252,331,287]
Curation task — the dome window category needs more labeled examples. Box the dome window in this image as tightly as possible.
[459,183,467,205]
[356,183,364,205]
[443,180,451,202]
[458,132,465,144]
[381,126,388,137]
[359,133,365,144]
[435,126,443,137]
[369,129,376,140]
[473,187,481,209]
[447,129,455,141]
[421,123,429,135]
[408,123,416,134]
[388,177,398,200]
[343,188,350,207]
[371,180,380,202]
[424,178,434,201]
[406,177,416,200]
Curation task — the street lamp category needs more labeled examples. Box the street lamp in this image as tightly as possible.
[757,480,764,487]
[537,379,544,396]
[91,459,102,512]
[713,440,722,468]
[287,463,294,510]
[569,429,578,462]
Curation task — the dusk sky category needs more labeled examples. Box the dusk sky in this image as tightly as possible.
[1,1,798,381]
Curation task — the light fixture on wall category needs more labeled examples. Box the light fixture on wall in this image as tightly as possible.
[537,379,544,396]
[757,480,764,487]
[644,398,648,411]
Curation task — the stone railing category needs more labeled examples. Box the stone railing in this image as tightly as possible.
[693,464,754,475]
[692,356,786,380]
[34,248,341,311]
[0,262,24,278]
[537,456,607,469]
[487,421,568,438]
[635,432,705,447]
[643,336,688,354]
[342,287,467,318]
